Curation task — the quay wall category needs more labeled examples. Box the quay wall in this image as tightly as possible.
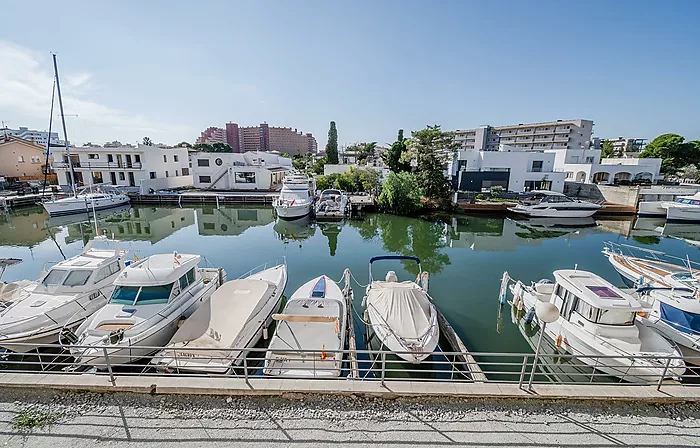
[564,181,640,206]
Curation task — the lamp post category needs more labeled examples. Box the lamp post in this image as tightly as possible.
[527,301,559,391]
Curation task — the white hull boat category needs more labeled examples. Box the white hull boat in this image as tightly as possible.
[273,173,314,221]
[0,237,127,352]
[363,256,439,364]
[509,190,601,218]
[152,260,287,374]
[275,202,312,220]
[507,269,685,383]
[42,185,130,216]
[637,188,700,217]
[663,192,700,223]
[315,189,349,221]
[69,253,226,368]
[264,275,347,377]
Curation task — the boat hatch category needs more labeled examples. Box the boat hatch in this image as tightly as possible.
[311,276,326,298]
[71,260,91,267]
[30,300,46,307]
[587,286,623,299]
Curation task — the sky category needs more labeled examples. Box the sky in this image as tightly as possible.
[0,0,698,149]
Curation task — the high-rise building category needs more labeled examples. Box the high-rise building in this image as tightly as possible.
[195,123,317,155]
[1,126,62,147]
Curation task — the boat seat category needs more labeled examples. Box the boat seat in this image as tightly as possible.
[0,283,19,302]
[385,271,399,282]
[534,283,555,295]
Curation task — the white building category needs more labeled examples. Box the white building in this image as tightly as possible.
[1,126,62,147]
[451,144,566,193]
[51,144,193,193]
[190,151,291,190]
[563,158,662,185]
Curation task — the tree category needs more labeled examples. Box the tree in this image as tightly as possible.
[601,140,616,158]
[640,134,700,176]
[193,142,232,153]
[326,121,338,164]
[175,141,192,148]
[679,164,700,182]
[316,173,340,191]
[357,142,377,165]
[378,172,423,215]
[311,156,327,175]
[405,125,458,200]
[142,137,153,146]
[383,129,411,173]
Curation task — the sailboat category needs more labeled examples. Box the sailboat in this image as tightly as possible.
[40,55,130,216]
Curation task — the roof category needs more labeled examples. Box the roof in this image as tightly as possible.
[553,270,641,310]
[0,135,46,152]
[116,253,200,286]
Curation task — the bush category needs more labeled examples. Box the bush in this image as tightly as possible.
[490,186,503,198]
[475,193,484,200]
[378,172,423,215]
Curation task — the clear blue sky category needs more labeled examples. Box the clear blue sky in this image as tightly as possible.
[1,0,698,148]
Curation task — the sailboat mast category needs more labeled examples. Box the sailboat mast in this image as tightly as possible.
[52,54,76,196]
[41,78,56,195]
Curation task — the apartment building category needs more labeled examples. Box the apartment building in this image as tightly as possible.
[604,137,646,157]
[454,119,594,152]
[51,143,192,193]
[190,151,292,190]
[195,122,317,155]
[0,135,52,180]
[1,126,62,147]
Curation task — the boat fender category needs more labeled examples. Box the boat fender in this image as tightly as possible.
[334,319,339,334]
[523,307,536,324]
[321,344,327,360]
[555,334,563,348]
[263,327,269,340]
[516,296,524,311]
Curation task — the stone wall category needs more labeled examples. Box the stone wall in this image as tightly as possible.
[564,181,640,206]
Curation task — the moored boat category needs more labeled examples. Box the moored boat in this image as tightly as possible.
[314,189,349,221]
[662,192,700,223]
[273,173,314,221]
[509,191,601,218]
[42,184,130,217]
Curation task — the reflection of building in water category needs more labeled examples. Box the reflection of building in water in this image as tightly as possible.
[66,207,195,244]
[448,217,598,251]
[196,207,274,236]
[0,206,51,247]
[595,218,635,238]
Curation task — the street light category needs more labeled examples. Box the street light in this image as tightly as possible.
[527,301,559,391]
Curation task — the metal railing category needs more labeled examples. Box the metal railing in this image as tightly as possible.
[0,342,698,391]
[52,161,143,170]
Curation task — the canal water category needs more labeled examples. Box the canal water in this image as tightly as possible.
[1,205,698,379]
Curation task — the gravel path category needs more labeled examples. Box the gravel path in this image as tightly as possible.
[0,389,699,447]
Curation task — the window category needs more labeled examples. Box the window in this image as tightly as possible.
[182,168,189,175]
[234,172,256,183]
[135,284,173,305]
[660,303,700,335]
[149,172,157,179]
[174,155,179,162]
[135,155,141,163]
[163,155,167,162]
[88,154,99,159]
[585,157,595,163]
[574,298,598,322]
[107,154,114,163]
[42,269,67,286]
[565,172,574,179]
[197,159,209,167]
[110,285,139,305]
[119,172,125,181]
[186,268,195,285]
[215,158,223,166]
[531,161,543,172]
[62,270,93,287]
[199,175,212,183]
[17,156,24,163]
[175,170,179,177]
[165,171,169,177]
[31,156,41,163]
[93,262,121,284]
[597,309,635,326]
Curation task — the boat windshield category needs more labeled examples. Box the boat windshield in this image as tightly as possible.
[677,198,700,205]
[62,270,93,287]
[660,302,700,335]
[110,284,174,306]
[596,309,636,326]
[42,269,67,286]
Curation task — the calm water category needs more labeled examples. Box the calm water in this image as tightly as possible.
[1,205,699,361]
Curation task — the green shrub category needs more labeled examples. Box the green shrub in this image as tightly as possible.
[378,172,423,215]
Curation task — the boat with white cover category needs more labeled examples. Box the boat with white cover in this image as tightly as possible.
[509,191,601,218]
[363,255,439,364]
[264,275,347,377]
[662,192,700,223]
[273,173,315,220]
[507,269,685,383]
[314,189,349,221]
[42,184,130,216]
[152,259,287,374]
[0,236,127,352]
[602,241,699,290]
[634,287,700,365]
[69,252,226,368]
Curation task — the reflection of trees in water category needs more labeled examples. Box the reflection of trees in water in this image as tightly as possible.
[319,223,341,257]
[349,214,450,275]
[631,235,661,246]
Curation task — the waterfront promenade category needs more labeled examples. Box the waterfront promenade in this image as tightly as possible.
[1,388,698,447]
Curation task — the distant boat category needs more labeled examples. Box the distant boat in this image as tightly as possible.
[42,184,130,216]
[662,192,700,223]
[637,188,700,217]
[509,191,601,218]
[273,173,314,220]
[314,189,349,221]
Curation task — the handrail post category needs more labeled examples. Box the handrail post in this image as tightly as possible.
[103,347,115,386]
[657,357,672,391]
[380,352,386,386]
[518,355,529,389]
[243,355,249,384]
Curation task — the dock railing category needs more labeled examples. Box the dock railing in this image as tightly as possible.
[0,342,698,391]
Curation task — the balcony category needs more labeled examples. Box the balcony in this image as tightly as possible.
[516,129,535,136]
[553,136,569,143]
[554,128,571,134]
[52,161,143,170]
[534,128,552,134]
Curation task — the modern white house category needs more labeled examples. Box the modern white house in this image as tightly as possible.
[51,144,193,193]
[450,144,566,193]
[562,157,662,185]
[190,151,291,190]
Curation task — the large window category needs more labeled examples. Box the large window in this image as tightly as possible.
[110,285,139,305]
[94,262,121,284]
[199,175,211,183]
[235,172,256,184]
[197,159,210,167]
[42,269,67,286]
[135,284,173,305]
[62,270,93,287]
[597,309,635,326]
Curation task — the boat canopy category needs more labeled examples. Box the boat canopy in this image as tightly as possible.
[116,253,200,286]
[367,281,432,340]
[553,270,641,311]
[167,279,274,352]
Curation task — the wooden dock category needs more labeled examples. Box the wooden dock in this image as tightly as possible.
[436,308,488,382]
[0,192,56,210]
[342,269,359,379]
[348,194,376,217]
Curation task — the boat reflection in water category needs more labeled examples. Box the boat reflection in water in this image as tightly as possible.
[273,215,315,246]
[48,205,132,229]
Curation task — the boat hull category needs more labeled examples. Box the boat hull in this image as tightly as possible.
[666,206,700,223]
[43,195,130,216]
[275,203,312,220]
[637,201,667,217]
[510,206,599,218]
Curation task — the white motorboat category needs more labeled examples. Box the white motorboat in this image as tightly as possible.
[69,252,226,368]
[637,188,700,217]
[152,260,287,374]
[314,189,349,221]
[507,269,685,383]
[264,275,347,377]
[42,184,130,216]
[273,173,315,220]
[602,242,699,290]
[363,255,439,364]
[509,191,601,218]
[634,287,700,365]
[662,192,700,223]
[0,237,127,352]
